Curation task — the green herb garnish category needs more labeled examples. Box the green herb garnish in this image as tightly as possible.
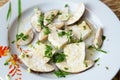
[65,4,69,7]
[11,41,15,44]
[45,45,53,58]
[38,13,44,28]
[105,66,109,70]
[58,31,66,37]
[83,26,86,30]
[94,58,100,63]
[4,60,9,66]
[84,61,88,67]
[66,30,72,42]
[6,2,12,20]
[54,70,69,78]
[16,33,29,41]
[88,45,107,54]
[46,13,55,24]
[43,27,51,35]
[22,35,29,41]
[64,67,68,70]
[36,40,41,45]
[58,11,62,15]
[52,52,66,63]
[18,0,22,20]
[78,34,83,42]
[102,35,106,41]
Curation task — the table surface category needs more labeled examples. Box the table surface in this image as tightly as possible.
[0,0,120,80]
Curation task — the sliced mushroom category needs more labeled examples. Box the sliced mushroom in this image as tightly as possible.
[66,3,85,25]
[56,42,94,73]
[17,28,34,46]
[39,29,48,42]
[48,22,65,29]
[44,9,59,26]
[58,6,71,21]
[48,29,68,49]
[31,8,42,32]
[67,21,91,40]
[19,43,55,72]
[93,27,103,48]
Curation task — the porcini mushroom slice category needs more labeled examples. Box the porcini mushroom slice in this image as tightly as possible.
[58,6,71,21]
[66,3,85,25]
[93,27,103,48]
[67,21,91,40]
[56,42,94,73]
[39,29,48,42]
[48,29,68,49]
[31,8,43,32]
[44,9,59,26]
[48,22,65,29]
[17,28,34,46]
[19,43,55,72]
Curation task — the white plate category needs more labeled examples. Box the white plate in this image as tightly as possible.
[0,0,120,80]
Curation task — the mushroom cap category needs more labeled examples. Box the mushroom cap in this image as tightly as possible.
[56,42,94,73]
[44,9,59,26]
[19,43,55,72]
[93,27,103,48]
[66,2,85,25]
[31,9,42,32]
[17,28,34,46]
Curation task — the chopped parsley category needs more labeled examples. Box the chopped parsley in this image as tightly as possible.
[94,58,100,63]
[26,54,29,58]
[102,35,106,41]
[38,13,44,28]
[66,30,72,42]
[46,13,55,24]
[64,67,68,70]
[45,45,53,58]
[4,60,9,66]
[22,35,29,41]
[36,40,41,45]
[52,52,66,63]
[11,41,15,44]
[88,45,107,54]
[54,70,69,78]
[16,33,29,41]
[65,4,69,7]
[78,34,83,42]
[58,11,62,15]
[83,26,86,30]
[105,66,109,70]
[84,61,88,67]
[43,27,51,35]
[58,31,66,37]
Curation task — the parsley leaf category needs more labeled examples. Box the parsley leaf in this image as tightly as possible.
[16,33,29,41]
[58,31,66,37]
[38,13,44,28]
[43,27,51,35]
[52,52,66,63]
[54,70,69,78]
[65,4,69,7]
[88,45,107,54]
[11,41,15,44]
[45,45,53,58]
[22,35,29,41]
[102,35,106,41]
[66,30,72,42]
[94,58,100,63]
[16,33,24,41]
